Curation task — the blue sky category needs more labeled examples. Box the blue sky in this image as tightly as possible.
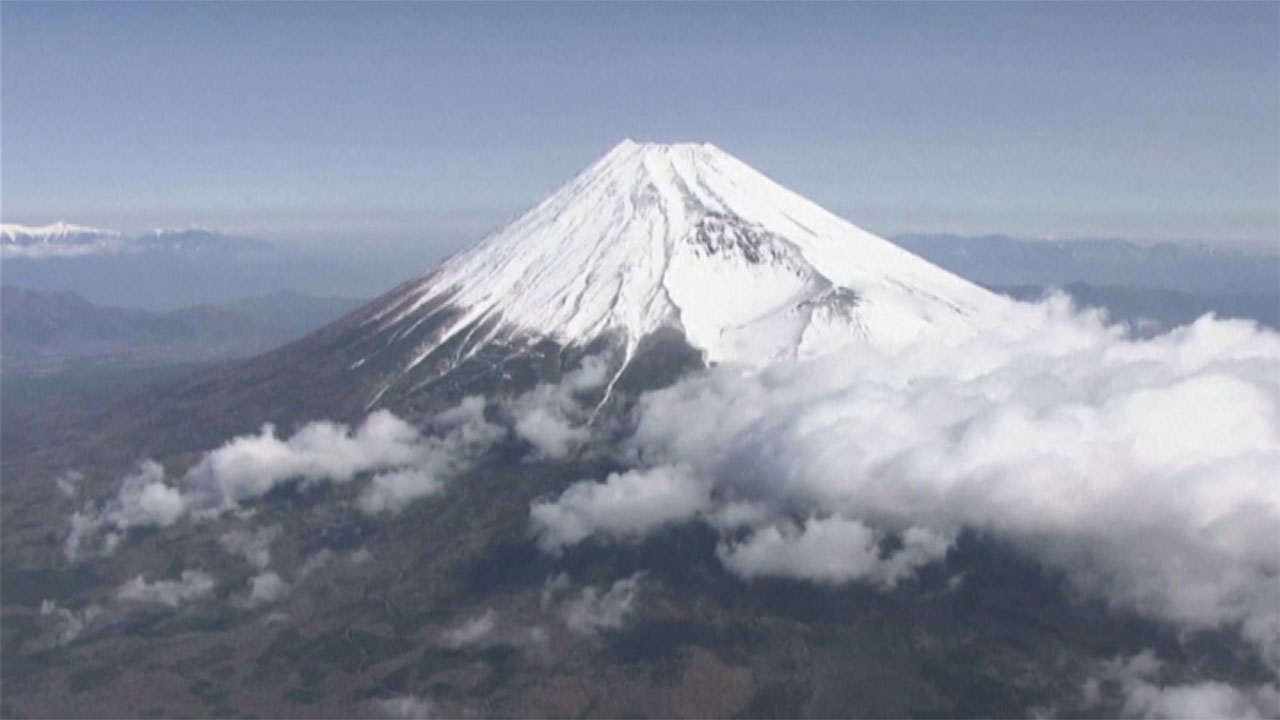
[3,2,1277,259]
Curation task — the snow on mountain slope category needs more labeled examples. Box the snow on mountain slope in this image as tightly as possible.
[369,140,1018,371]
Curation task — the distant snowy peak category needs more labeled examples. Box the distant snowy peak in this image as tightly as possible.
[138,227,264,253]
[1,222,265,259]
[371,139,1018,369]
[1,221,121,244]
[143,227,220,241]
[1,222,122,258]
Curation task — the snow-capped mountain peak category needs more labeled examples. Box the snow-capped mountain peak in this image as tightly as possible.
[0,221,120,244]
[1,221,123,259]
[369,139,1015,374]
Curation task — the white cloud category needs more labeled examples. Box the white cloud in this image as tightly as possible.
[508,355,610,458]
[358,468,443,515]
[1086,650,1280,719]
[185,409,429,508]
[562,573,645,636]
[39,600,102,645]
[1122,681,1279,719]
[528,300,1280,670]
[241,571,288,607]
[65,460,189,558]
[117,570,215,608]
[524,626,550,653]
[297,549,335,579]
[717,517,951,587]
[530,464,708,552]
[540,572,572,610]
[220,526,280,569]
[514,407,588,460]
[55,470,82,499]
[377,695,433,719]
[442,608,497,648]
[66,401,505,556]
[357,396,504,515]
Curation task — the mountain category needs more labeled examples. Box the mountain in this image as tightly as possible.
[286,139,1019,414]
[4,142,1270,719]
[377,140,1013,367]
[892,232,1280,296]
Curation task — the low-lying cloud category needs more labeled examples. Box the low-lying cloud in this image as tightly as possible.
[509,354,611,459]
[66,400,503,557]
[240,570,288,607]
[561,572,646,636]
[358,396,504,515]
[530,464,707,552]
[717,517,951,588]
[1083,650,1280,718]
[377,694,433,719]
[530,299,1280,670]
[220,526,280,570]
[118,570,215,608]
[185,410,430,507]
[39,600,102,645]
[441,609,497,648]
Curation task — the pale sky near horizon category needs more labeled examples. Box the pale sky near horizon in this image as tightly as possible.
[3,2,1277,257]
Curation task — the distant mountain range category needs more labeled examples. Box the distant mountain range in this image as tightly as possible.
[1,222,267,260]
[0,222,397,310]
[892,233,1279,296]
[990,282,1278,334]
[0,286,365,375]
[5,220,1275,314]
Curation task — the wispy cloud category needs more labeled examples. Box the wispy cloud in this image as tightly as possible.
[561,573,646,637]
[39,600,102,645]
[442,609,497,649]
[117,570,215,608]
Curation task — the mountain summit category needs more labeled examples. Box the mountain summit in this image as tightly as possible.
[366,140,1010,382]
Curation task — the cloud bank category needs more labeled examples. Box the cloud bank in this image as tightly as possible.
[530,299,1280,670]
